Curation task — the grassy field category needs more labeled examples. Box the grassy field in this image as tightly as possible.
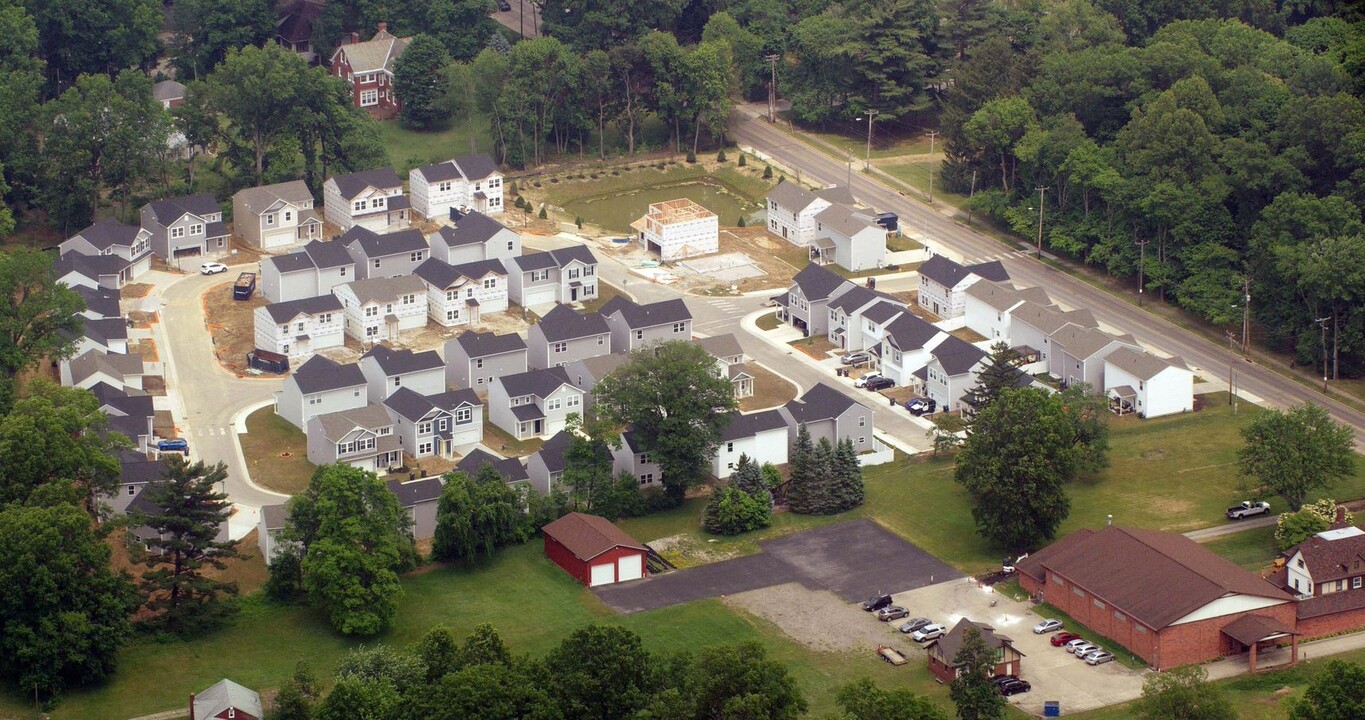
[240,407,316,495]
[537,161,777,208]
[1204,525,1281,571]
[378,117,495,174]
[755,311,782,331]
[879,162,971,212]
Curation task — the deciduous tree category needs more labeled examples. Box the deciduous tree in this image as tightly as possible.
[1290,659,1365,720]
[26,0,160,88]
[546,625,659,720]
[0,380,124,510]
[1135,664,1235,720]
[838,677,948,720]
[1276,499,1354,550]
[170,0,277,80]
[948,627,1006,720]
[691,642,805,720]
[393,34,453,130]
[1239,403,1355,511]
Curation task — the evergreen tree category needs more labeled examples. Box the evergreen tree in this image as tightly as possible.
[828,438,865,513]
[785,424,817,512]
[132,457,240,634]
[807,437,838,514]
[964,341,1022,418]
[730,454,771,506]
[948,627,1007,720]
[703,486,771,535]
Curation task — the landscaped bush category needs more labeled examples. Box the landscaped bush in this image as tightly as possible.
[703,486,771,535]
[738,154,747,167]
[716,149,727,162]
[686,150,697,163]
[763,164,772,179]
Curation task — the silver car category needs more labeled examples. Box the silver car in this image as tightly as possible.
[1065,639,1095,654]
[1072,643,1101,658]
[1085,651,1115,665]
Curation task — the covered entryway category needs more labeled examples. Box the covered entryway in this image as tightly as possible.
[1222,615,1300,673]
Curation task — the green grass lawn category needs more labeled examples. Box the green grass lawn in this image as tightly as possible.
[538,161,776,207]
[378,116,495,174]
[879,162,970,212]
[1204,525,1281,571]
[240,407,316,496]
[887,234,924,253]
[756,311,782,331]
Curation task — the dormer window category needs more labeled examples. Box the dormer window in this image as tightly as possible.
[1298,558,1305,568]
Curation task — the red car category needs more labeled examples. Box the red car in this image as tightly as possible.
[1051,632,1081,647]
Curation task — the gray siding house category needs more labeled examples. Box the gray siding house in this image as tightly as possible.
[387,477,443,540]
[260,239,357,303]
[306,403,402,471]
[777,263,852,336]
[487,367,584,440]
[506,245,600,307]
[427,211,520,265]
[53,252,137,290]
[343,226,430,280]
[360,344,445,401]
[75,286,121,320]
[599,296,692,353]
[779,382,875,453]
[258,504,292,564]
[457,448,530,487]
[108,453,162,517]
[383,387,483,458]
[232,180,322,250]
[922,335,988,412]
[565,353,628,410]
[525,431,572,495]
[140,194,229,262]
[275,355,367,430]
[445,330,527,390]
[59,219,153,281]
[611,430,662,488]
[527,303,612,369]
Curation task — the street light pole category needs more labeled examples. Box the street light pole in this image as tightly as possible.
[926,130,938,203]
[764,54,780,123]
[864,110,878,169]
[1241,274,1251,357]
[1317,317,1330,393]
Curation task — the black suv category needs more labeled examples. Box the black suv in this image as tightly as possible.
[995,677,1031,696]
[864,376,895,392]
[861,593,892,611]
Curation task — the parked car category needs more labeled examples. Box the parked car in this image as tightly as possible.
[999,678,1031,696]
[905,397,937,415]
[898,617,932,634]
[864,376,895,391]
[911,623,946,642]
[1051,632,1081,647]
[1063,638,1092,654]
[877,605,910,622]
[853,373,881,388]
[1032,619,1063,634]
[840,351,873,366]
[1069,642,1100,657]
[200,261,228,275]
[1085,651,1115,665]
[1227,500,1271,519]
[497,0,511,9]
[992,675,1020,689]
[861,593,893,611]
[157,438,189,452]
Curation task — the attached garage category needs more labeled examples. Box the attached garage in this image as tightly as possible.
[521,284,558,307]
[543,512,649,587]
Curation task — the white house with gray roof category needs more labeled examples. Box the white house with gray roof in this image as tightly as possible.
[360,344,445,400]
[53,252,138,290]
[1103,347,1193,418]
[528,303,612,369]
[307,403,402,471]
[963,280,1052,343]
[323,167,408,231]
[920,335,988,412]
[445,330,527,390]
[878,312,949,387]
[410,153,504,219]
[427,210,520,265]
[779,383,875,453]
[260,239,357,303]
[776,263,852,336]
[1008,301,1099,374]
[765,183,845,246]
[63,349,144,392]
[599,296,692,352]
[257,504,292,563]
[67,316,129,357]
[274,354,367,430]
[810,204,886,272]
[918,256,1010,319]
[1048,323,1140,390]
[458,448,531,487]
[59,219,152,280]
[383,387,482,458]
[232,180,321,250]
[253,294,344,363]
[139,194,229,261]
[488,367,583,440]
[611,430,663,487]
[695,333,753,399]
[332,275,427,343]
[711,409,788,479]
[506,245,600,307]
[342,226,428,280]
[413,257,508,327]
[75,286,121,320]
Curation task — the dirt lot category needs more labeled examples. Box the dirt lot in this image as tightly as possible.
[129,338,159,361]
[203,281,267,375]
[121,283,155,300]
[142,376,166,396]
[738,362,799,412]
[724,583,898,653]
[790,336,838,360]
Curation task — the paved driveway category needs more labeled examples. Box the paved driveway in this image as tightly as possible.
[594,519,962,613]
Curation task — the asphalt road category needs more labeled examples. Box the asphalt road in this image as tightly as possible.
[730,104,1365,446]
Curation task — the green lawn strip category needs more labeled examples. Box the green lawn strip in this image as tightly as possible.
[377,117,494,174]
[887,234,924,252]
[800,125,935,161]
[537,161,775,208]
[876,162,970,212]
[755,312,782,331]
[241,407,316,495]
[1202,525,1281,571]
[480,420,544,457]
[1031,602,1147,670]
[576,280,623,314]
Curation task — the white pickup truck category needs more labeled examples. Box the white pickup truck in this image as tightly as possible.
[1227,501,1271,520]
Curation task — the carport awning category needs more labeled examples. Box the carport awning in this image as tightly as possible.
[1109,385,1137,399]
[1222,615,1299,645]
[812,236,836,250]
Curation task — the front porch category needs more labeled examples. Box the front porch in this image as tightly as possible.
[1222,615,1301,673]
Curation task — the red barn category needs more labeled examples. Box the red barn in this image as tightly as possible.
[543,512,648,587]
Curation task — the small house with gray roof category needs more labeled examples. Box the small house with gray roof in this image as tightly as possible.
[565,353,629,410]
[458,448,530,486]
[53,248,142,290]
[152,80,185,109]
[445,330,527,390]
[695,333,753,399]
[765,182,835,246]
[323,166,407,231]
[427,210,520,265]
[599,296,692,352]
[611,430,663,487]
[810,204,887,272]
[232,180,321,250]
[342,226,428,280]
[75,286,121,320]
[963,279,1051,343]
[360,344,445,400]
[506,245,600,306]
[413,257,508,327]
[878,312,948,388]
[1009,301,1098,371]
[274,354,367,430]
[59,219,152,280]
[1048,323,1139,390]
[190,678,262,720]
[528,303,612,369]
[387,476,444,539]
[330,23,411,119]
[1103,346,1193,418]
[68,316,130,356]
[63,349,145,392]
[108,451,164,516]
[779,382,874,453]
[918,255,1010,319]
[777,263,854,336]
[253,294,343,363]
[260,239,357,303]
[139,194,228,262]
[488,367,583,440]
[711,409,788,479]
[383,387,482,458]
[332,274,427,343]
[410,153,504,219]
[526,430,573,495]
[257,504,292,563]
[921,335,988,412]
[306,403,402,471]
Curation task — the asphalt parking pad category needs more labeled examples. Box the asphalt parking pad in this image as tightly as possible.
[594,519,963,613]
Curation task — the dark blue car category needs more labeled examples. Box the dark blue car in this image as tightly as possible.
[157,438,189,453]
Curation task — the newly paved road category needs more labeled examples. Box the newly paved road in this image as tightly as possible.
[731,104,1365,446]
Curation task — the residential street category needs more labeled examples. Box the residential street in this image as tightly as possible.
[729,104,1365,446]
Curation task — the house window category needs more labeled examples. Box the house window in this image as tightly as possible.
[1338,580,1345,591]
[1135,625,1147,635]
[447,290,459,301]
[584,266,594,276]
[635,330,644,341]
[483,278,496,289]
[403,293,416,305]
[1354,577,1362,589]
[437,181,452,192]
[1072,586,1085,597]
[1051,574,1064,585]
[1298,559,1305,568]
[546,397,563,412]
[446,309,460,321]
[127,485,136,496]
[475,359,484,369]
[859,417,866,427]
[372,196,386,209]
[552,342,567,354]
[438,418,448,430]
[418,442,433,455]
[340,266,347,276]
[726,442,734,452]
[597,336,604,346]
[1094,599,1105,609]
[170,227,185,239]
[639,474,653,484]
[364,306,378,318]
[285,210,292,222]
[265,213,276,225]
[360,89,379,106]
[506,240,514,251]
[1114,611,1126,622]
[393,376,402,387]
[638,452,650,464]
[466,287,475,298]
[858,436,865,444]
[455,407,471,424]
[567,395,579,407]
[673,322,686,333]
[366,325,379,337]
[190,223,203,235]
[296,322,306,333]
[568,268,580,279]
[418,421,432,434]
[410,251,424,262]
[353,199,368,212]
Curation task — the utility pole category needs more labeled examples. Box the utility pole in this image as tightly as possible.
[1034,185,1047,259]
[1317,317,1330,393]
[966,169,977,226]
[863,109,879,168]
[845,151,854,188]
[926,130,938,203]
[1136,234,1149,307]
[764,54,780,123]
[1241,274,1250,357]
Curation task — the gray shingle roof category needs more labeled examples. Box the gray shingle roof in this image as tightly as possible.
[453,153,498,181]
[498,366,573,399]
[152,80,185,102]
[304,239,354,269]
[457,448,528,482]
[387,476,444,506]
[815,185,857,205]
[765,182,818,211]
[1051,324,1130,361]
[455,330,525,358]
[600,296,691,329]
[313,403,393,442]
[433,211,509,247]
[861,300,906,325]
[262,294,342,323]
[1105,346,1187,380]
[695,333,743,359]
[963,279,1024,312]
[883,313,939,350]
[144,194,219,225]
[918,255,971,288]
[791,263,849,303]
[814,204,880,237]
[54,252,133,281]
[535,304,610,342]
[265,250,316,274]
[719,408,787,442]
[533,430,574,474]
[827,285,879,314]
[69,349,143,384]
[511,251,558,272]
[192,679,262,720]
[71,218,144,251]
[572,353,628,382]
[76,286,121,318]
[783,382,864,424]
[291,355,365,394]
[334,30,411,73]
[930,335,987,376]
[233,180,313,217]
[362,344,443,375]
[262,503,289,530]
[968,260,1010,282]
[550,244,597,267]
[82,316,129,346]
[340,275,426,304]
[329,167,403,200]
[342,226,426,258]
[414,257,506,288]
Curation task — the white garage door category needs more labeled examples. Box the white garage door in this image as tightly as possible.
[522,285,558,307]
[589,562,615,587]
[617,554,643,582]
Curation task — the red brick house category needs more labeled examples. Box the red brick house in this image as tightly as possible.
[1280,514,1365,638]
[189,678,262,720]
[543,512,648,587]
[925,618,1024,683]
[1018,525,1298,671]
[329,23,411,119]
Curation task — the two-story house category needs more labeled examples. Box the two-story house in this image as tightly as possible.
[526,431,573,495]
[76,286,121,320]
[94,383,155,454]
[918,256,1010,319]
[1008,302,1099,375]
[458,448,531,487]
[776,263,853,337]
[487,367,584,440]
[59,219,153,281]
[825,285,881,351]
[382,386,482,458]
[427,210,520,265]
[611,430,662,487]
[410,154,504,219]
[232,180,322,250]
[252,294,345,364]
[963,280,1052,344]
[359,344,445,400]
[140,194,229,261]
[108,450,164,516]
[413,257,508,327]
[565,353,628,411]
[711,409,788,479]
[70,316,130,356]
[1103,347,1194,419]
[274,354,367,430]
[764,182,832,246]
[323,167,408,232]
[386,476,443,539]
[695,333,753,399]
[53,252,139,291]
[445,330,527,390]
[260,239,357,303]
[1048,323,1140,390]
[920,335,988,413]
[631,198,718,261]
[307,403,402,471]
[877,312,947,388]
[342,226,428,280]
[779,383,875,453]
[64,349,145,392]
[332,275,428,343]
[275,0,324,62]
[1284,515,1365,601]
[599,296,692,353]
[527,304,612,369]
[329,23,411,119]
[926,619,1024,683]
[810,204,886,272]
[506,245,600,306]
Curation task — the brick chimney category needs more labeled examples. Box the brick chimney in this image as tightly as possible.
[350,31,359,44]
[188,693,196,720]
[1331,505,1349,529]
[377,22,388,34]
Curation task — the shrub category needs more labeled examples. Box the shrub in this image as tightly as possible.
[716,149,727,162]
[737,217,746,227]
[575,216,583,229]
[738,154,746,167]
[686,150,697,164]
[538,205,548,220]
[1277,499,1354,550]
[703,486,771,535]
